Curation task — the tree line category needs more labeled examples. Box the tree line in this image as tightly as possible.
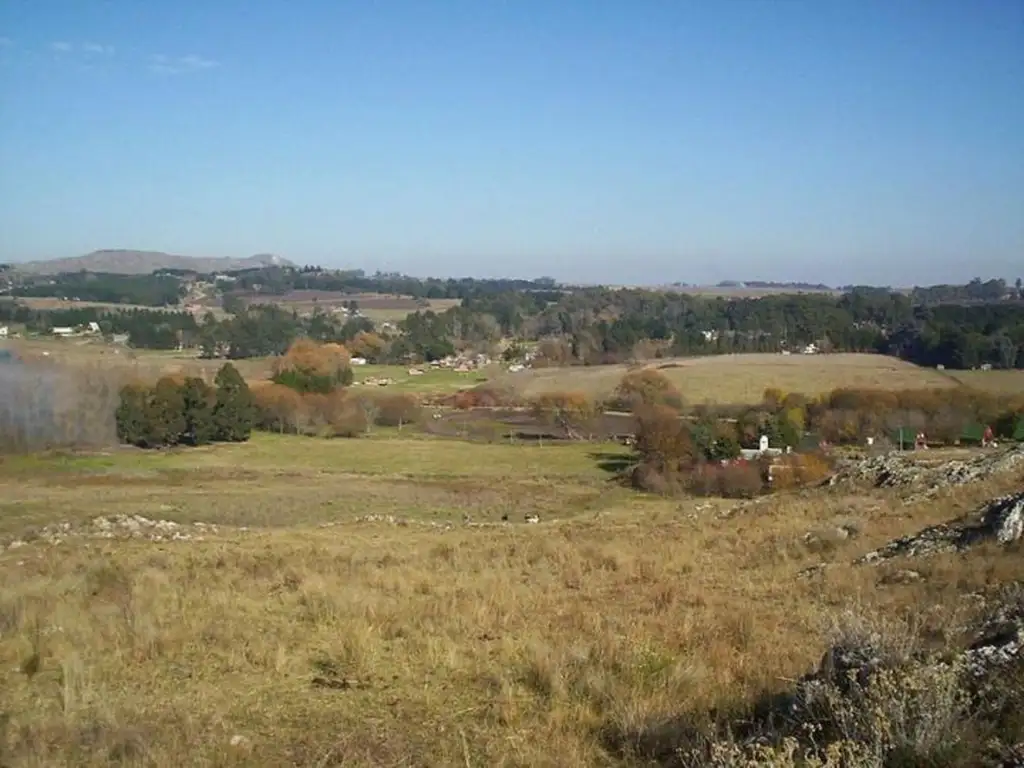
[5,276,1024,370]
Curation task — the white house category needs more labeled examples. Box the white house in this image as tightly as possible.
[739,435,786,461]
[0,326,8,338]
[350,357,367,366]
[87,321,101,334]
[51,327,75,337]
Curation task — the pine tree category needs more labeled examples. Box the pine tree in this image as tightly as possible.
[115,384,150,447]
[212,363,254,442]
[148,377,186,447]
[180,377,215,446]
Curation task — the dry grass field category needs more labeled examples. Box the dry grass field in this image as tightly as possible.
[1,433,1021,766]
[945,368,1024,395]
[495,353,962,405]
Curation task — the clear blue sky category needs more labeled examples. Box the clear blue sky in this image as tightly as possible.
[0,1,1021,286]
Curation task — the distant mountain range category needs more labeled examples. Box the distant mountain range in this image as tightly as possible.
[9,250,296,276]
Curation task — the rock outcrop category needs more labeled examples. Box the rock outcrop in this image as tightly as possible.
[856,491,1024,564]
[829,444,1024,498]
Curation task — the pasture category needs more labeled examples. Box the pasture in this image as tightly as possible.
[495,353,963,405]
[352,363,491,394]
[233,290,461,322]
[1,432,1021,766]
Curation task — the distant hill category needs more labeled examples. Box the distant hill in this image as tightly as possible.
[10,250,296,276]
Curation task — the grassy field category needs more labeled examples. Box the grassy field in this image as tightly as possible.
[352,363,493,393]
[493,354,974,405]
[495,353,963,404]
[1,432,1021,766]
[6,337,1021,406]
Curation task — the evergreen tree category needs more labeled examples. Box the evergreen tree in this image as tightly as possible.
[115,384,151,447]
[212,363,254,442]
[180,377,216,446]
[147,377,187,447]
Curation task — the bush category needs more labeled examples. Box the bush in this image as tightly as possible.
[374,393,422,428]
[689,461,765,499]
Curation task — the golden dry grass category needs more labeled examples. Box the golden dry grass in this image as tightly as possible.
[945,368,1024,395]
[497,353,961,405]
[1,433,1021,766]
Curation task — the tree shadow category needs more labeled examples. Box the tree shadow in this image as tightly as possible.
[588,450,635,475]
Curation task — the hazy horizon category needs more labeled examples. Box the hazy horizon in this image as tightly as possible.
[1,1,1021,286]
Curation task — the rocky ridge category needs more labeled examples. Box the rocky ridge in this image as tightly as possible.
[856,491,1024,564]
[829,444,1024,499]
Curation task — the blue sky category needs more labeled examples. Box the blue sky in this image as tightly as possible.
[0,0,1021,285]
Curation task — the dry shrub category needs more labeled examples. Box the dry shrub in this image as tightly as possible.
[252,383,367,437]
[373,393,422,428]
[769,453,834,491]
[688,462,764,499]
[451,383,517,409]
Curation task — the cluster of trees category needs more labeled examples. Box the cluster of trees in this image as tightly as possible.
[9,271,185,306]
[115,364,254,448]
[249,338,422,437]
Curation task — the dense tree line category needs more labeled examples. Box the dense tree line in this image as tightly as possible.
[0,301,199,349]
[115,363,254,448]
[10,271,185,306]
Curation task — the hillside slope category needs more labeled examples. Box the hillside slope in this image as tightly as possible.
[10,249,295,275]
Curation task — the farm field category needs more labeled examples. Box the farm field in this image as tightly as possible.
[495,353,964,405]
[1,432,1021,766]
[230,290,461,322]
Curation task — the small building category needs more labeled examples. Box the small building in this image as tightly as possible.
[0,325,7,338]
[51,327,75,337]
[87,321,101,334]
[739,434,785,461]
[350,357,367,366]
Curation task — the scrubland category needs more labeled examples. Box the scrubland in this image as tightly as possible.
[1,431,1022,766]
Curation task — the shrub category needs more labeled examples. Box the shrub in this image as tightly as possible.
[689,461,765,499]
[374,393,422,428]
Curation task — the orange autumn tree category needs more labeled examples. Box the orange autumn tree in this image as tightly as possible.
[613,369,684,412]
[271,339,353,394]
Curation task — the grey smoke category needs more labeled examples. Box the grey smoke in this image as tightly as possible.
[0,351,118,452]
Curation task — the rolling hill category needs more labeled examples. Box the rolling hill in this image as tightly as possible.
[9,249,296,275]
